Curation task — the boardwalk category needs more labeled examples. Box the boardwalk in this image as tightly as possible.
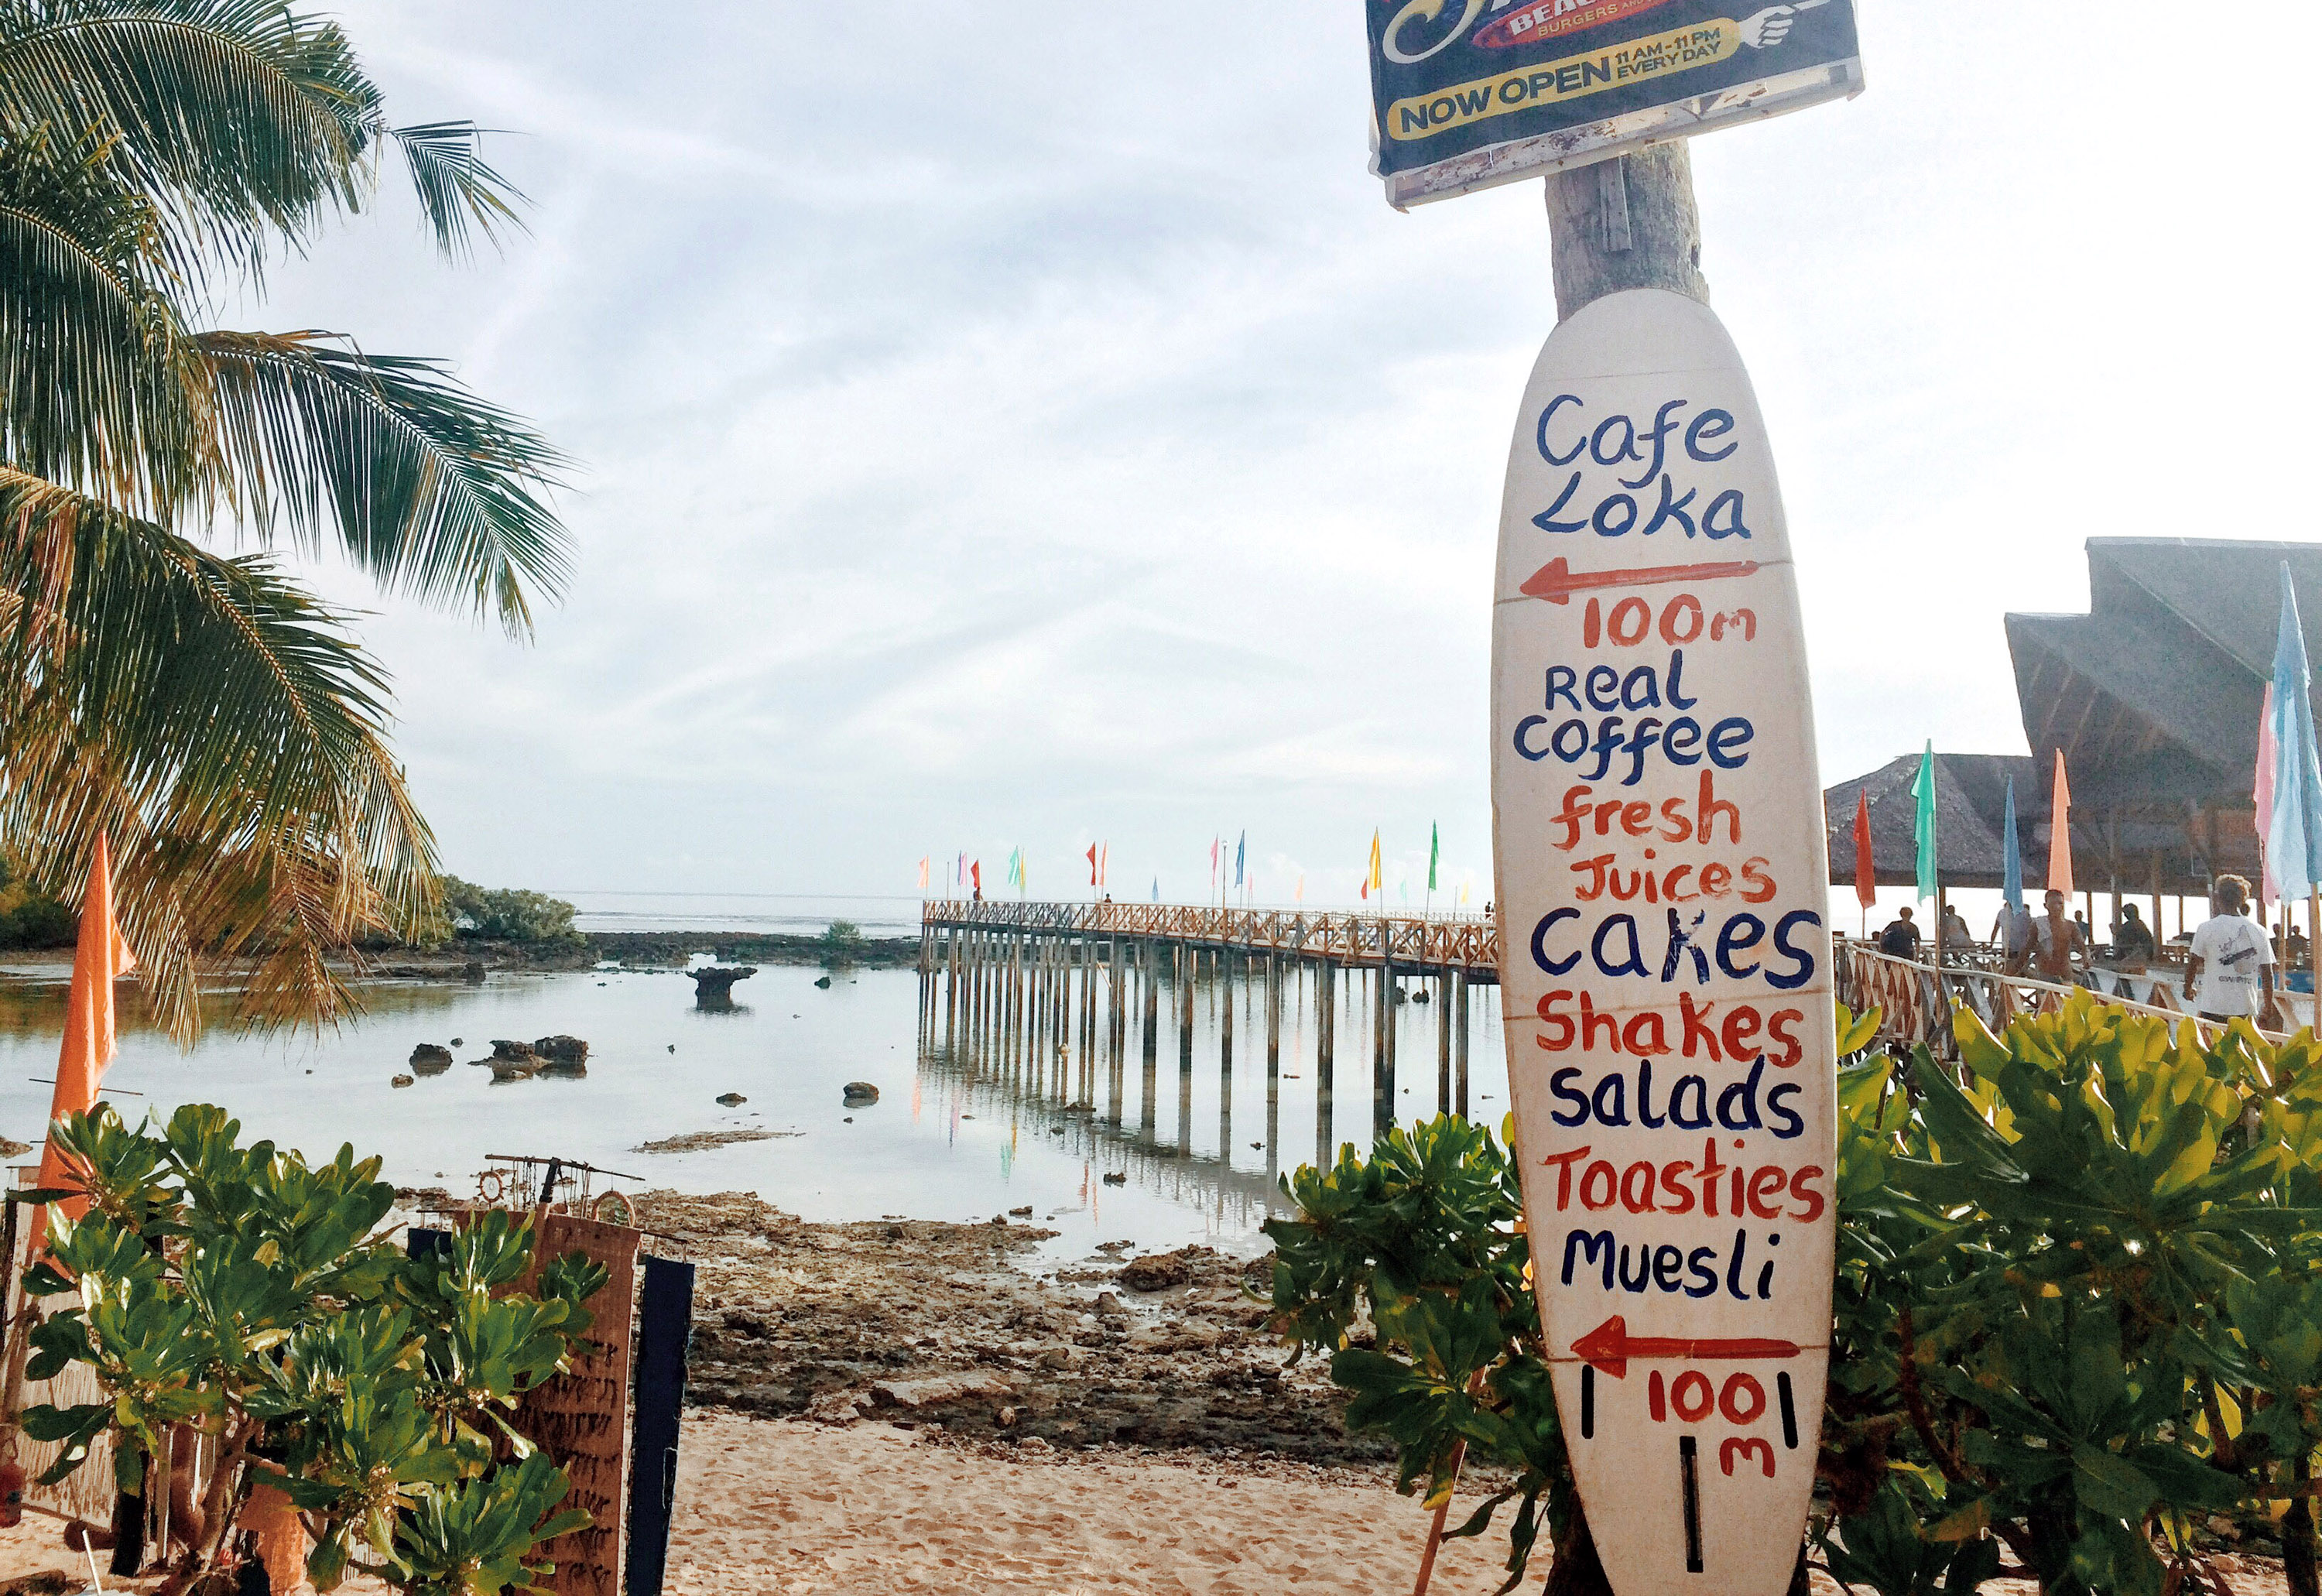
[916,901,1501,1154]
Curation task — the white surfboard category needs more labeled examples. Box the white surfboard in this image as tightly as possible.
[1489,289,1835,1595]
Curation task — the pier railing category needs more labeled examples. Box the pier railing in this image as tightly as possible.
[1837,940,2316,1057]
[920,899,1501,976]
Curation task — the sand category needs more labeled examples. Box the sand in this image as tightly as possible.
[659,1409,2294,1596]
[0,1409,2295,1594]
[666,1408,1517,1595]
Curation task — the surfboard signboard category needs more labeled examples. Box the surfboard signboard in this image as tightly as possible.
[1489,288,1835,1594]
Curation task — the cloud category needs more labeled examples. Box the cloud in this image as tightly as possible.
[238,2,2322,906]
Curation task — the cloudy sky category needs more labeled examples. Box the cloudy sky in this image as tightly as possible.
[243,3,2320,909]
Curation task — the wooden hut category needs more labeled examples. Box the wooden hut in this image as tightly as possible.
[1827,537,2322,931]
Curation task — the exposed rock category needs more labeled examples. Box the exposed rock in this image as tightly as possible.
[813,974,833,989]
[534,1035,589,1064]
[1122,1246,1217,1293]
[409,1043,454,1073]
[1008,1205,1033,1218]
[639,1190,1369,1464]
[634,1129,796,1154]
[489,1057,542,1082]
[1093,1291,1128,1318]
[1101,1171,1127,1186]
[390,1074,415,1089]
[842,1081,879,1107]
[489,1039,536,1061]
[461,961,485,983]
[691,966,756,1006]
[716,1092,747,1106]
[0,1137,30,1157]
[870,1372,1016,1409]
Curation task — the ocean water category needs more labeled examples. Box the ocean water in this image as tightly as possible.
[0,954,1509,1260]
[559,892,923,937]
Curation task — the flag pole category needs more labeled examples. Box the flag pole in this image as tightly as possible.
[2310,885,2319,1033]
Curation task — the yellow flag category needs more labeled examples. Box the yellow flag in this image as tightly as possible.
[1368,831,1383,892]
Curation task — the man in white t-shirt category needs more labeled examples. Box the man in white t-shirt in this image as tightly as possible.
[2186,875,2279,1028]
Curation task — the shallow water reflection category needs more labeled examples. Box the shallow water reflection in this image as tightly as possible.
[0,955,1506,1259]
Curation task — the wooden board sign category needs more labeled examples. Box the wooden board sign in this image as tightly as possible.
[511,1214,640,1596]
[1489,289,1835,1594]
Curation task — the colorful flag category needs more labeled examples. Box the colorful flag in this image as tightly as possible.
[1087,843,1098,886]
[1910,742,1937,905]
[32,834,135,1244]
[2266,563,2322,899]
[2257,683,2280,904]
[1428,823,1440,892]
[2000,778,2022,916]
[1296,875,1306,902]
[918,856,929,893]
[1100,844,1108,888]
[1152,876,1160,902]
[2046,751,2073,896]
[1851,790,1875,911]
[1235,831,1245,889]
[971,860,981,895]
[1365,830,1383,900]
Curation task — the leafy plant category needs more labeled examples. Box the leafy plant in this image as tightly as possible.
[19,1104,607,1595]
[440,878,584,949]
[1266,997,2322,1596]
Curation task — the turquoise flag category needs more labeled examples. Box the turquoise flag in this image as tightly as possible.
[2001,776,2022,916]
[1428,823,1439,892]
[1910,741,1937,904]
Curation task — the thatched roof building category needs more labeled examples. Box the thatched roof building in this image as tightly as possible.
[1827,539,2322,899]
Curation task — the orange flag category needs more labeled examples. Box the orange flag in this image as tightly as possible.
[32,834,135,1237]
[2046,751,2074,896]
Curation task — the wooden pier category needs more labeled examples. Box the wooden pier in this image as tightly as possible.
[916,901,1501,1153]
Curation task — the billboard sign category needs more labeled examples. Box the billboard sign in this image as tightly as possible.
[1365,0,1862,208]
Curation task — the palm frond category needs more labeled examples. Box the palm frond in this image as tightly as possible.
[0,0,372,282]
[0,465,439,1036]
[391,120,526,260]
[199,330,571,634]
[0,117,210,514]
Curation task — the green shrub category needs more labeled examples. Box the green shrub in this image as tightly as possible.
[821,918,865,964]
[1265,997,2322,1596]
[18,1105,607,1594]
[440,877,583,947]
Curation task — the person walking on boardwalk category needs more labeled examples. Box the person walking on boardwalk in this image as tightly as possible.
[2186,875,2280,1029]
[2030,889,2084,985]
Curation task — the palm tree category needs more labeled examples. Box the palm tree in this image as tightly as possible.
[0,0,573,1036]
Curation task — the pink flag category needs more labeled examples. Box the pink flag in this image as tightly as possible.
[2047,751,2074,896]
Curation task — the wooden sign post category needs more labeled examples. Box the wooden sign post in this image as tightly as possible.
[1490,288,1836,1594]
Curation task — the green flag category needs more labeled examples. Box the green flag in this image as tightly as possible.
[1910,741,1937,904]
[1428,823,1439,892]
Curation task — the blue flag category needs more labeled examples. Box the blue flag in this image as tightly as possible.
[2269,563,2322,898]
[2001,776,2022,916]
[1235,831,1245,888]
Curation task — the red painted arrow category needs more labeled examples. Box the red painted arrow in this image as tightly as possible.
[1518,555,1760,605]
[1570,1315,1800,1379]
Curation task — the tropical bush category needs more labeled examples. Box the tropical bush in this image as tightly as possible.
[0,855,73,946]
[1265,997,2322,1596]
[440,878,583,948]
[18,1105,607,1595]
